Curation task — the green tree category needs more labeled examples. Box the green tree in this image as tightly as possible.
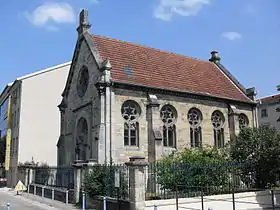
[231,125,280,189]
[155,146,231,194]
[84,165,129,199]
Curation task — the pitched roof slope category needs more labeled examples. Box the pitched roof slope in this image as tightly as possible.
[258,93,280,103]
[91,34,251,102]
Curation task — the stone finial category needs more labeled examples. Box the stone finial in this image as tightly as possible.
[246,87,257,101]
[79,10,88,25]
[209,50,221,63]
[77,9,91,34]
[102,58,112,70]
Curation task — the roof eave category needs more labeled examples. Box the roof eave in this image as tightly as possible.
[112,80,257,105]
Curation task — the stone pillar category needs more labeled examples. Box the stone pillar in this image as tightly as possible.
[72,161,85,203]
[29,166,35,184]
[125,156,148,210]
[98,86,106,164]
[146,101,162,163]
[228,105,240,143]
[146,97,162,194]
[24,168,29,186]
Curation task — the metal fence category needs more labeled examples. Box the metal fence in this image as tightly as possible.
[144,161,280,201]
[34,166,74,189]
[19,165,75,190]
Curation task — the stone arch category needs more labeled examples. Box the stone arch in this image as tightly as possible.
[74,111,91,161]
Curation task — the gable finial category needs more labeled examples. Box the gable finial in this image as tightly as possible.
[77,9,91,35]
[209,50,221,63]
[102,58,112,70]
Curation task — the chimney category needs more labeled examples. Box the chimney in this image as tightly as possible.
[77,9,91,35]
[209,50,221,63]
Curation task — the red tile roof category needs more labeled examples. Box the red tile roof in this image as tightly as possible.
[259,94,280,103]
[91,34,251,102]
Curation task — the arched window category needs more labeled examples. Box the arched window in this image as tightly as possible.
[188,108,203,148]
[239,113,249,130]
[75,117,88,161]
[160,105,177,148]
[211,111,225,148]
[121,100,141,146]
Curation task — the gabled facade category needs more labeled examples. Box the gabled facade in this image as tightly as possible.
[57,10,258,166]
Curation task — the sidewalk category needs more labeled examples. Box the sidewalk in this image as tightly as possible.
[1,188,79,210]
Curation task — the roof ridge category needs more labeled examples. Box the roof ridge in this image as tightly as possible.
[91,33,210,64]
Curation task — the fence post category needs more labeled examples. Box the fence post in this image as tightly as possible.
[232,188,236,210]
[125,156,148,210]
[6,203,10,210]
[82,191,86,210]
[42,187,45,200]
[34,185,36,197]
[201,187,204,210]
[271,190,275,210]
[103,196,107,210]
[52,188,54,200]
[66,190,69,205]
[175,185,179,210]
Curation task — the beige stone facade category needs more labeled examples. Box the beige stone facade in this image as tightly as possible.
[112,89,254,163]
[57,10,257,167]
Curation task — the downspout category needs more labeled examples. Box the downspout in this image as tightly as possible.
[253,105,259,128]
[104,86,111,164]
[109,87,112,163]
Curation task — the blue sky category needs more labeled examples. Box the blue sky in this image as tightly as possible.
[0,0,279,97]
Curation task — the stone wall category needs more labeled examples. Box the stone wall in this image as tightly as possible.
[112,88,254,163]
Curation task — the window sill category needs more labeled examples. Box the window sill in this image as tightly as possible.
[124,146,140,151]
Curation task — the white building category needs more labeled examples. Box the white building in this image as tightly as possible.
[258,93,280,130]
[0,62,70,186]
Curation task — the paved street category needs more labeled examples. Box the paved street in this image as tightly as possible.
[0,188,78,210]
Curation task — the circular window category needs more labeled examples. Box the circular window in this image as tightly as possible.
[77,66,89,97]
[188,108,202,128]
[211,111,225,130]
[239,113,249,129]
[160,105,177,126]
[121,100,141,122]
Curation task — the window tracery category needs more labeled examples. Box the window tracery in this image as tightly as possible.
[239,113,249,130]
[188,108,203,147]
[160,105,177,148]
[211,111,225,148]
[121,100,141,146]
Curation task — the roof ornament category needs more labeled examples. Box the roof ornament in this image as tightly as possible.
[209,50,221,63]
[102,58,112,70]
[77,9,91,34]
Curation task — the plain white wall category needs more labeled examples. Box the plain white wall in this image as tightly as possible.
[18,63,70,166]
[258,102,280,130]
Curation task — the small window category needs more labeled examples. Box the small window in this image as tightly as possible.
[261,109,268,118]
